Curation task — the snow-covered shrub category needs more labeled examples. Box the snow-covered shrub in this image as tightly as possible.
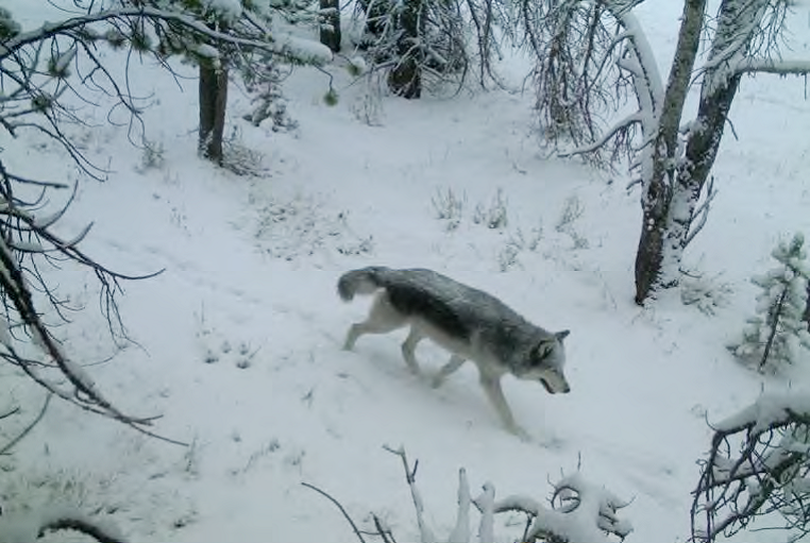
[432,188,465,231]
[351,74,386,127]
[136,138,166,173]
[242,59,298,133]
[555,195,588,249]
[472,188,508,230]
[254,195,372,260]
[680,272,733,316]
[728,233,810,373]
[497,227,543,272]
[222,126,268,177]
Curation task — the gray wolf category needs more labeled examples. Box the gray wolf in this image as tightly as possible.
[337,266,570,436]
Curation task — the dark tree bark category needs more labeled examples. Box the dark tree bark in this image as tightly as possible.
[198,60,228,164]
[319,0,342,52]
[635,0,771,304]
[804,282,810,331]
[634,0,706,304]
[387,0,424,98]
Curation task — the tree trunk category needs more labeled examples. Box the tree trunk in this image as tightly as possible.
[387,0,423,98]
[319,0,341,53]
[804,282,810,330]
[634,0,706,304]
[635,0,765,305]
[198,60,228,164]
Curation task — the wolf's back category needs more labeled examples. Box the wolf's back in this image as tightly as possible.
[337,266,391,301]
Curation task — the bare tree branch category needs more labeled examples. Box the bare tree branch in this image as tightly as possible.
[734,58,810,76]
[0,393,51,456]
[301,482,368,543]
[692,397,810,542]
[383,444,435,543]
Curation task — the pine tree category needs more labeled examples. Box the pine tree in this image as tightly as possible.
[129,0,330,164]
[730,233,810,373]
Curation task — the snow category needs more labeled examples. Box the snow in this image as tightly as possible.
[715,390,810,435]
[1,1,810,543]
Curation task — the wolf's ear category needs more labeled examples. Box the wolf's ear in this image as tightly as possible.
[555,330,570,342]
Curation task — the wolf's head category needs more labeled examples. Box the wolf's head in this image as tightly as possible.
[523,330,570,394]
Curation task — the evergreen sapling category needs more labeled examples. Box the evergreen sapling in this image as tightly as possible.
[729,233,810,372]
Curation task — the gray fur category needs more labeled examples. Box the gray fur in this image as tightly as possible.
[337,266,570,438]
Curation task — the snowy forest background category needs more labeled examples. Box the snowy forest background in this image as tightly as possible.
[2,0,810,541]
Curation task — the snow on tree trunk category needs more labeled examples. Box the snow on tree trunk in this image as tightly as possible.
[635,0,770,304]
[805,281,810,330]
[728,233,810,373]
[634,0,706,304]
[198,60,228,164]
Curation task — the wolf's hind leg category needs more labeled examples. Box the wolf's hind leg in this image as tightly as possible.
[401,328,424,374]
[343,291,406,350]
[431,354,465,388]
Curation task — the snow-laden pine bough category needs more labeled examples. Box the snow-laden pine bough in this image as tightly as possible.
[727,232,810,374]
[304,445,633,543]
[692,391,810,542]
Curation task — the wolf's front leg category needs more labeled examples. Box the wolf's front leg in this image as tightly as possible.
[342,323,362,351]
[479,375,530,440]
[401,328,424,374]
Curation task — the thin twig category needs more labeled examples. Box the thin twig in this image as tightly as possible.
[301,482,367,543]
[0,393,51,455]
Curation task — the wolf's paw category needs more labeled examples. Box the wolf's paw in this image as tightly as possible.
[508,425,532,442]
[430,375,445,388]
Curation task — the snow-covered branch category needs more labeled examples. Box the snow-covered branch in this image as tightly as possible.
[0,202,180,442]
[0,6,331,65]
[692,390,810,542]
[306,449,632,543]
[733,58,810,76]
[492,473,633,543]
[683,174,717,247]
[527,0,662,170]
[562,111,643,158]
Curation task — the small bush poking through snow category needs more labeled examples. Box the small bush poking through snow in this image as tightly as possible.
[728,233,810,373]
[472,188,508,230]
[555,194,588,249]
[432,188,466,231]
[136,138,166,173]
[222,127,268,177]
[680,272,733,316]
[254,195,373,260]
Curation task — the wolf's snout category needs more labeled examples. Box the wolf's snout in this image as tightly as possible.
[541,376,570,394]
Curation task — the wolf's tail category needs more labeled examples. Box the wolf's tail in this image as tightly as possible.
[337,267,389,301]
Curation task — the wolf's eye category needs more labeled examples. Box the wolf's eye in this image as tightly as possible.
[534,343,552,360]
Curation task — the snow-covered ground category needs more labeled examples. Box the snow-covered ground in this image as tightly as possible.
[2,2,810,542]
